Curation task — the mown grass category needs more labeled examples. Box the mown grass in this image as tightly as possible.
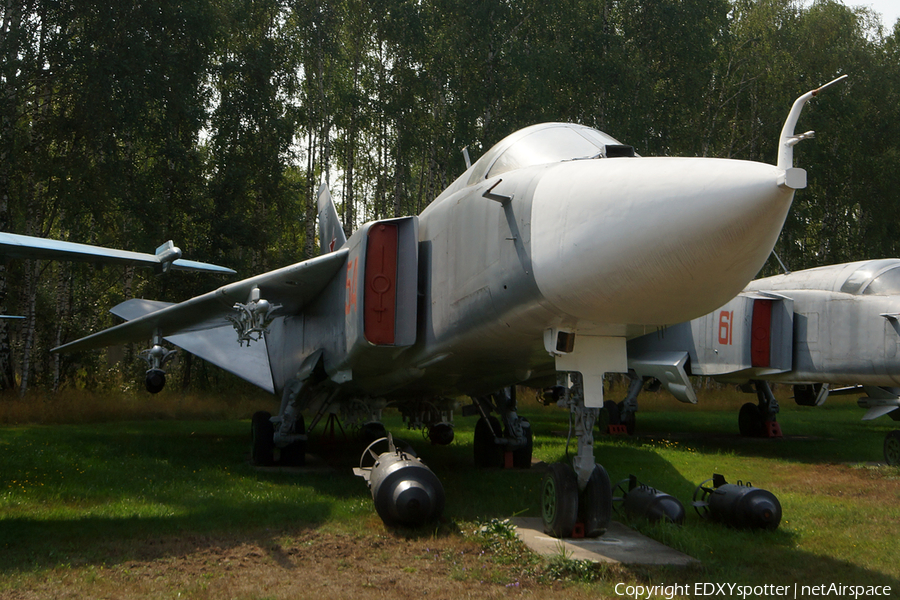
[1,385,899,597]
[0,387,273,425]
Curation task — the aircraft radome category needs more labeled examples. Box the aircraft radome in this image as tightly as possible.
[53,76,846,537]
[627,256,900,466]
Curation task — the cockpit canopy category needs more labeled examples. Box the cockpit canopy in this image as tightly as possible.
[840,259,900,296]
[430,122,634,205]
[465,123,630,186]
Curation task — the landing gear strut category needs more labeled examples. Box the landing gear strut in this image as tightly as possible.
[738,380,782,438]
[469,387,533,468]
[541,374,613,538]
[615,373,643,435]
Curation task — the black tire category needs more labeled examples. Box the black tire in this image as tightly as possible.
[279,415,306,466]
[360,421,388,446]
[579,464,613,537]
[618,401,636,435]
[604,400,621,426]
[474,415,504,468]
[251,411,275,466]
[884,430,900,466]
[596,405,611,433]
[542,462,579,538]
[511,419,533,468]
[738,402,763,437]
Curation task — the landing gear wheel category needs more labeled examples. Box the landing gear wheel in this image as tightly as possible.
[604,400,621,425]
[511,419,533,468]
[739,402,764,437]
[579,464,613,537]
[885,430,900,466]
[618,401,636,435]
[597,405,611,433]
[279,415,306,466]
[251,411,275,466]
[474,415,504,468]
[360,421,388,446]
[542,462,579,537]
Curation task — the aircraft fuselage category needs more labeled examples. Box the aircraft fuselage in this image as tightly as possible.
[280,123,801,404]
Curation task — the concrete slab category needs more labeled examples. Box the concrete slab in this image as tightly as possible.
[511,517,699,566]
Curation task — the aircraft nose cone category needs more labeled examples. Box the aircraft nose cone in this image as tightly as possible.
[531,157,795,325]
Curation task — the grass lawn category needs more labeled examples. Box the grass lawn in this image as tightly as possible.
[1,386,898,598]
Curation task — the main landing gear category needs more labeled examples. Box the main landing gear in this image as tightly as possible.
[597,373,643,435]
[468,387,533,469]
[541,374,613,538]
[738,380,782,438]
[251,410,307,466]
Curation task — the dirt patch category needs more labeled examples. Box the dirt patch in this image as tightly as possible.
[2,527,606,600]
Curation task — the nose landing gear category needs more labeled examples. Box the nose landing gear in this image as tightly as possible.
[541,374,613,538]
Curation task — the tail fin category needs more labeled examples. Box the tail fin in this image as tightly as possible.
[317,183,347,254]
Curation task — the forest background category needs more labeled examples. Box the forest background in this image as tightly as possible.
[1,0,898,396]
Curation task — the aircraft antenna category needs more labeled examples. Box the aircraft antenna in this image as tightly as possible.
[773,251,791,275]
[462,146,472,169]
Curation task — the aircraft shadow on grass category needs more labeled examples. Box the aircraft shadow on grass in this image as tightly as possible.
[0,424,349,573]
[1,419,898,592]
[617,405,891,465]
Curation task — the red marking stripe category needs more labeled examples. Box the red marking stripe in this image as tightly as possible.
[364,223,398,345]
[750,299,772,368]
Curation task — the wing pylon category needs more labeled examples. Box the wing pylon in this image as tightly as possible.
[53,248,349,354]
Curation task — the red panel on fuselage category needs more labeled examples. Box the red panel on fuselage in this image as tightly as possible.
[750,299,772,368]
[364,223,398,344]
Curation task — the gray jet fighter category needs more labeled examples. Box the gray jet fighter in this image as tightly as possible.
[53,76,844,536]
[626,258,900,464]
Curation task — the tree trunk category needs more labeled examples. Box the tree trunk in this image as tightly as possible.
[181,351,192,391]
[18,256,37,396]
[0,0,27,392]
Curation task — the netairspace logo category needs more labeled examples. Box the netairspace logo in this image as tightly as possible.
[614,583,893,600]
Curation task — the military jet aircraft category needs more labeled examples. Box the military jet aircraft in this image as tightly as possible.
[53,75,844,536]
[626,257,900,464]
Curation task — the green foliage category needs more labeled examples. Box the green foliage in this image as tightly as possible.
[2,0,900,392]
[544,549,602,583]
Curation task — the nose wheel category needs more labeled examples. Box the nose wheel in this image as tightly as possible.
[542,463,579,537]
[580,464,613,537]
[541,462,613,538]
[540,374,613,538]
